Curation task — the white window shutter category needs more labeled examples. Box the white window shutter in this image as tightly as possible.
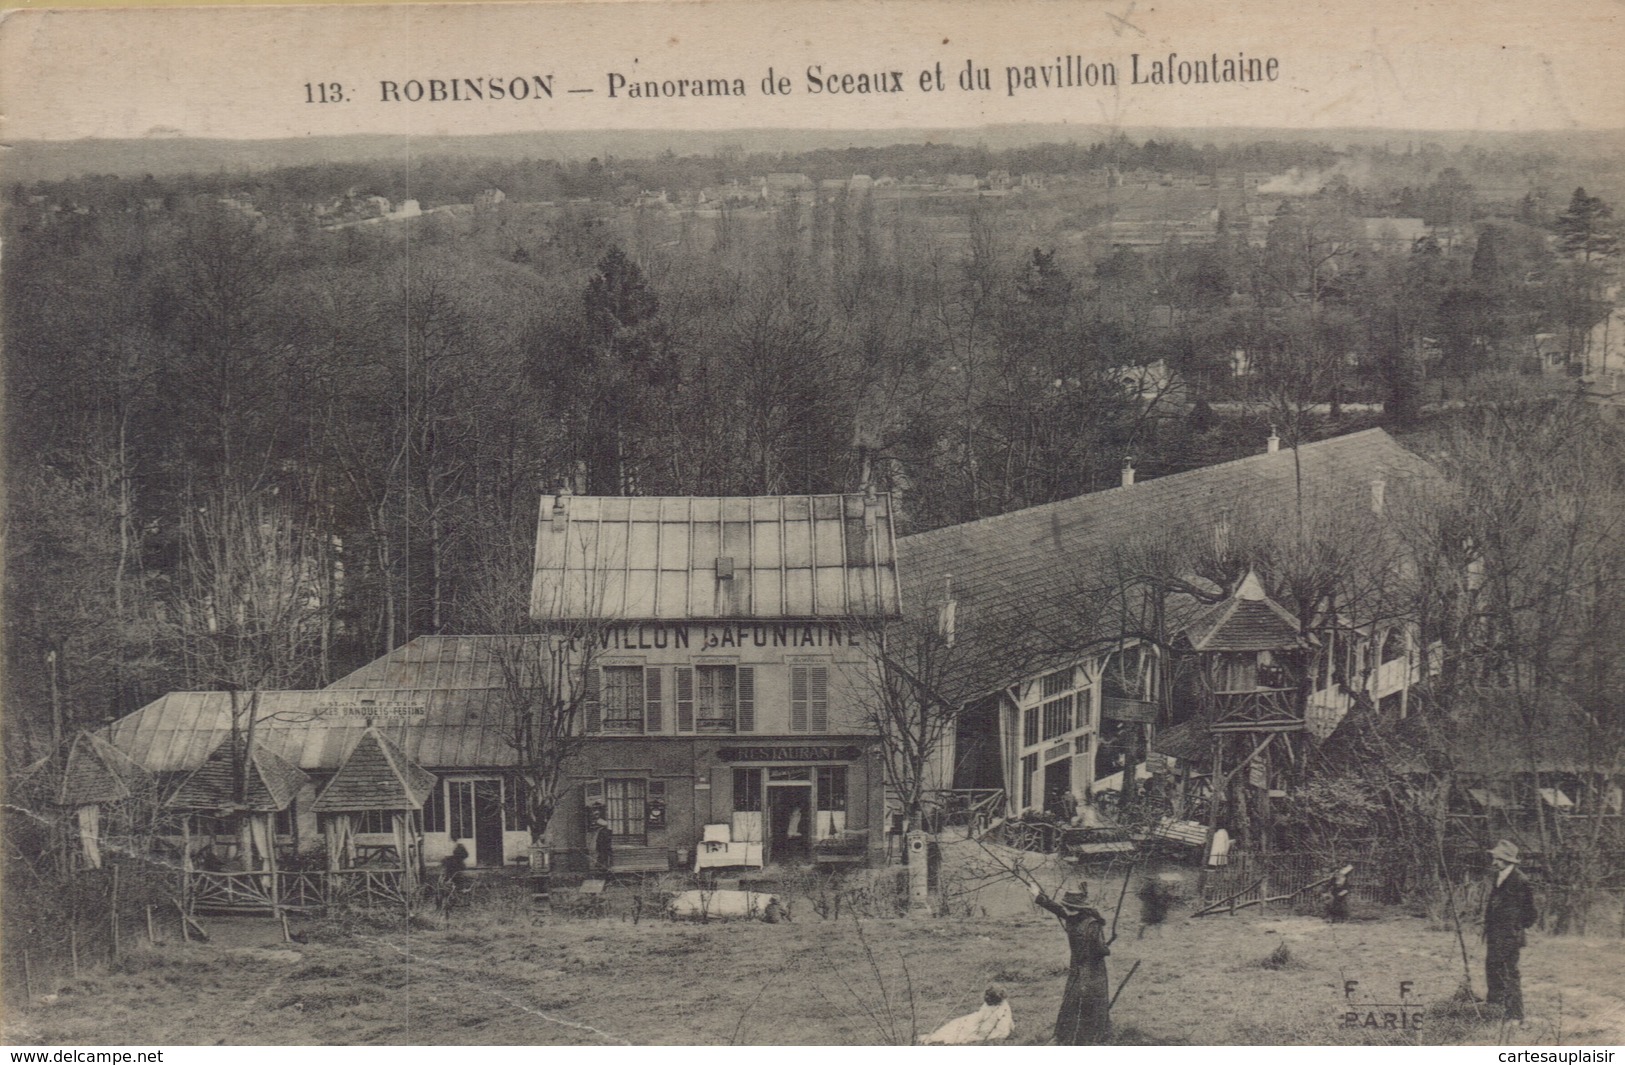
[644,667,663,732]
[809,666,829,732]
[583,668,601,734]
[790,666,809,731]
[737,667,755,732]
[675,666,695,732]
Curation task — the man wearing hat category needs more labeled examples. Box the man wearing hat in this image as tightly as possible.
[1483,840,1538,1023]
[1029,881,1112,1044]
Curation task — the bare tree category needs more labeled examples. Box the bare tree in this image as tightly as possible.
[174,484,324,863]
[860,613,967,834]
[458,520,608,890]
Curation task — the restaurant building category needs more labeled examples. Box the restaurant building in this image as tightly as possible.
[526,490,902,870]
[95,491,902,876]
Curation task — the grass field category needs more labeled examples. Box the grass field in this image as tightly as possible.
[5,864,1622,1047]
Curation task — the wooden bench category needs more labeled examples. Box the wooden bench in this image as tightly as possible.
[1145,817,1211,850]
[609,846,671,876]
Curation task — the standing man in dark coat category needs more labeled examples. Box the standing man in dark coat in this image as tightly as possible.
[1483,839,1538,1024]
[1029,882,1112,1044]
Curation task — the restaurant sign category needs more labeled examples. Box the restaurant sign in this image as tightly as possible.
[313,691,427,722]
[717,745,863,763]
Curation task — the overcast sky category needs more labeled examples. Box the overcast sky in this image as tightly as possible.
[1,0,1621,142]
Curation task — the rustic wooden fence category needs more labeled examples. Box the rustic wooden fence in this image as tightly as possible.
[1199,851,1406,911]
[185,868,414,913]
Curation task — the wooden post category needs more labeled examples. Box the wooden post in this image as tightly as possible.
[145,905,157,945]
[278,909,292,944]
[175,899,191,943]
[109,864,121,961]
[22,950,34,1004]
[70,928,80,978]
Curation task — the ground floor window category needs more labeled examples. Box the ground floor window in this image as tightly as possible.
[604,778,648,843]
[422,779,445,832]
[734,768,764,812]
[815,766,848,839]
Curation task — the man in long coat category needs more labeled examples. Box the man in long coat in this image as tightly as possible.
[1483,839,1538,1024]
[1030,882,1111,1044]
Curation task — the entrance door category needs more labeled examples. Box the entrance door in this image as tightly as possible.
[1043,758,1072,817]
[767,786,812,863]
[449,780,506,866]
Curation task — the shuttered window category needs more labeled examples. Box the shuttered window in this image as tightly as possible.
[697,665,737,732]
[790,664,830,732]
[601,666,645,733]
[670,665,750,734]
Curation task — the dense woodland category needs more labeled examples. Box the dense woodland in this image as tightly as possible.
[4,134,1622,768]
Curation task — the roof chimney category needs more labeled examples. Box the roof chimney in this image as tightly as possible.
[937,575,957,647]
[1370,478,1387,515]
[551,482,572,524]
[1121,457,1136,487]
[1266,428,1280,454]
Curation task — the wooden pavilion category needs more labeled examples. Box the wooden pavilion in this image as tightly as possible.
[166,737,312,875]
[312,728,437,896]
[57,730,157,869]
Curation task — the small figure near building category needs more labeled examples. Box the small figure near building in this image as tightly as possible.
[589,803,614,873]
[1030,882,1112,1045]
[1327,864,1354,923]
[1484,839,1538,1024]
[920,986,1015,1044]
[441,839,469,884]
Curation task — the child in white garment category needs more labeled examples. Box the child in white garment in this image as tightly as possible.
[920,986,1014,1044]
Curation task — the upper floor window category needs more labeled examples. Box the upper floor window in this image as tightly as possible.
[603,666,647,733]
[676,664,756,733]
[1041,693,1074,741]
[790,664,829,732]
[586,665,665,734]
[1213,652,1258,693]
[1379,628,1407,665]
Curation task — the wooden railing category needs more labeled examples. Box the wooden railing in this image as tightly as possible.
[326,869,411,907]
[1209,688,1304,732]
[185,868,414,914]
[926,789,1006,831]
[278,871,327,909]
[188,870,277,913]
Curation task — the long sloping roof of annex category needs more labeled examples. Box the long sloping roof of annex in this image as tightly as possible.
[327,635,538,691]
[897,429,1435,702]
[102,687,518,775]
[530,492,902,621]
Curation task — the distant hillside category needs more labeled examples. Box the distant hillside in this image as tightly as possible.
[7,125,1623,184]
